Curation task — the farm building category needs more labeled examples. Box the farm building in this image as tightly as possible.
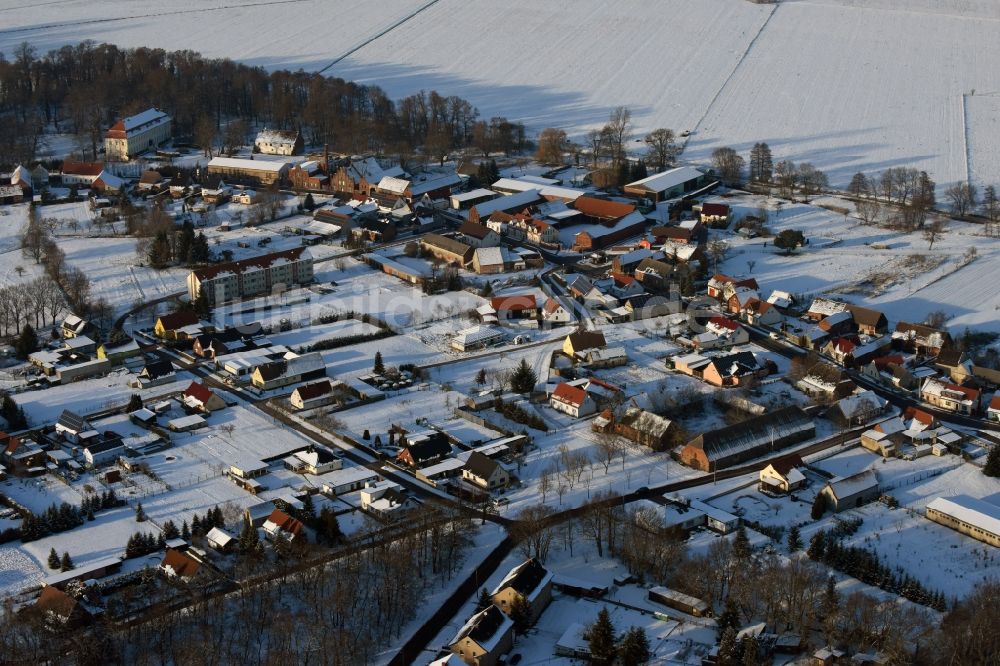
[821,470,880,513]
[207,156,290,186]
[680,406,815,472]
[254,128,302,155]
[925,495,1000,548]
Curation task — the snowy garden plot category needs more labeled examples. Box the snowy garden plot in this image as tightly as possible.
[10,370,190,425]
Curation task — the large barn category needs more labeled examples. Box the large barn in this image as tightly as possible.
[680,406,815,472]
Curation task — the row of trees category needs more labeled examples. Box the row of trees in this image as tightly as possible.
[135,213,211,269]
[0,40,526,168]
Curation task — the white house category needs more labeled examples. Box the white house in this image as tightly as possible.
[541,298,572,324]
[549,382,597,418]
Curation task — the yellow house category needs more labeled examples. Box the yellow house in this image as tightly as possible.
[562,330,606,357]
[154,311,202,340]
[96,339,142,365]
[758,454,806,493]
[449,605,514,666]
[490,558,553,624]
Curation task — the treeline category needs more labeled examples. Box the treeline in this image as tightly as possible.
[18,206,110,335]
[807,529,947,610]
[0,40,526,168]
[20,490,123,542]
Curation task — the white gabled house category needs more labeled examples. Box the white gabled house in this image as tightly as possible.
[549,382,596,418]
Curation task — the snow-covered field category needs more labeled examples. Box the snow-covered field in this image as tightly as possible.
[5,0,999,187]
[716,192,1000,332]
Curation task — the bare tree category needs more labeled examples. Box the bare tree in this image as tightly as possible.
[855,198,881,226]
[594,430,623,475]
[534,127,567,165]
[510,504,556,562]
[644,128,678,170]
[586,129,604,168]
[922,219,946,250]
[603,106,632,168]
[945,182,977,216]
[707,236,730,272]
[712,147,745,187]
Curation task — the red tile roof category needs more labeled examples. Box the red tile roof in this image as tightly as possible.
[902,406,935,426]
[61,158,104,177]
[552,383,587,408]
[183,381,214,405]
[708,316,739,331]
[873,355,905,368]
[543,298,564,314]
[266,508,304,536]
[945,382,980,401]
[572,196,635,220]
[490,295,538,312]
[990,395,1000,411]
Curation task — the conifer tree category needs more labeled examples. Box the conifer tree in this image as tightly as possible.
[585,608,616,665]
[787,525,802,553]
[60,551,74,571]
[984,444,1000,477]
[373,351,385,374]
[618,626,651,666]
[47,547,60,569]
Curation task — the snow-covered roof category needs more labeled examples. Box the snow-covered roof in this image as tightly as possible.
[451,188,496,202]
[927,495,1000,537]
[208,157,289,172]
[449,605,513,652]
[470,189,543,217]
[473,246,504,267]
[120,108,169,132]
[826,470,879,500]
[454,325,505,346]
[625,166,705,193]
[255,128,299,145]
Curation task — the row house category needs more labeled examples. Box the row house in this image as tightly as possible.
[186,247,314,305]
[920,378,982,415]
[892,321,953,356]
[707,274,759,300]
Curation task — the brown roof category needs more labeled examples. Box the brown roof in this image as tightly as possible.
[191,247,308,282]
[768,453,804,476]
[458,221,495,240]
[990,396,1000,411]
[35,586,82,618]
[294,379,333,401]
[490,295,537,313]
[139,170,164,184]
[902,406,935,426]
[845,304,886,328]
[421,233,472,257]
[161,548,201,578]
[566,331,606,351]
[61,158,104,177]
[572,196,635,220]
[651,226,694,241]
[157,310,200,331]
[701,202,730,217]
[464,451,502,480]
